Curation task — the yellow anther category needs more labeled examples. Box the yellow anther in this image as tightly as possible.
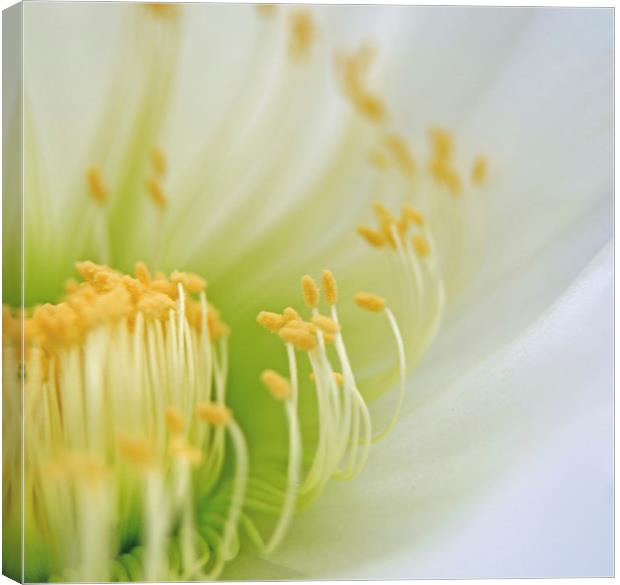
[429,128,454,160]
[337,44,387,123]
[384,134,416,179]
[64,278,79,295]
[170,270,207,294]
[412,234,431,257]
[312,313,340,334]
[322,270,338,305]
[309,371,343,386]
[146,177,167,210]
[75,261,106,283]
[134,261,152,285]
[284,319,316,334]
[354,292,386,312]
[289,9,316,60]
[196,402,231,427]
[283,307,301,322]
[151,147,166,177]
[256,4,276,16]
[260,369,292,401]
[169,438,202,466]
[117,435,157,468]
[150,278,178,299]
[372,200,395,224]
[471,155,487,185]
[165,407,185,436]
[357,225,385,248]
[402,204,425,227]
[145,3,180,18]
[278,327,317,351]
[368,149,390,170]
[86,167,107,204]
[257,311,285,333]
[301,275,320,308]
[323,332,335,344]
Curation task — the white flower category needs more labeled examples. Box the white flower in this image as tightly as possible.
[5,3,611,580]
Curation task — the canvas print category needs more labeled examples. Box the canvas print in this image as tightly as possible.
[2,2,613,582]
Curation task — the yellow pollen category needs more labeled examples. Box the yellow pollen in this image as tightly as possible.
[301,275,320,308]
[472,155,487,185]
[256,4,276,17]
[257,311,285,333]
[117,435,157,469]
[278,326,317,351]
[151,147,166,177]
[289,10,316,60]
[196,403,231,427]
[412,234,430,257]
[368,149,390,169]
[284,319,316,334]
[429,127,454,160]
[144,3,180,18]
[357,225,385,248]
[86,167,107,204]
[283,307,301,322]
[322,269,338,305]
[165,407,185,436]
[402,204,425,227]
[170,270,207,294]
[312,314,340,335]
[384,134,416,178]
[337,44,387,123]
[134,261,152,285]
[169,438,203,466]
[372,200,395,223]
[260,369,292,401]
[354,292,386,312]
[146,177,167,210]
[309,372,344,386]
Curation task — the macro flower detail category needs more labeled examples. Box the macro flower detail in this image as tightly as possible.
[4,2,611,583]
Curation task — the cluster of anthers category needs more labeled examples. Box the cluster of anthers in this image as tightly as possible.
[4,262,241,581]
[3,257,405,582]
[252,271,406,552]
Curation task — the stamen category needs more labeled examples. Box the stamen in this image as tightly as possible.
[117,435,157,470]
[196,402,231,427]
[289,10,316,60]
[151,147,167,177]
[301,275,320,308]
[384,134,416,179]
[412,234,430,257]
[471,155,488,185]
[312,314,340,334]
[260,369,292,401]
[170,271,207,294]
[322,270,338,305]
[256,4,276,17]
[283,307,301,322]
[135,261,152,285]
[87,167,107,204]
[257,311,285,332]
[165,406,185,436]
[402,204,425,227]
[354,292,386,312]
[357,225,385,248]
[278,327,317,351]
[337,43,387,123]
[146,177,168,210]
